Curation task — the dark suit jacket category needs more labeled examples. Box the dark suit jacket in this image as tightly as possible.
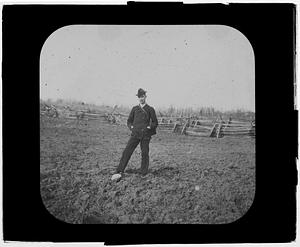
[127,104,158,138]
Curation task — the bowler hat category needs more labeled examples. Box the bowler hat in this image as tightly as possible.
[136,88,147,97]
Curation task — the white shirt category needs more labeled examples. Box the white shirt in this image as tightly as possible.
[139,103,150,129]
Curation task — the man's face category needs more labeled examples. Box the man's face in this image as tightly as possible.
[138,95,146,104]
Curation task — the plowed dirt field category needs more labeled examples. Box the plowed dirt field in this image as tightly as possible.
[40,116,255,224]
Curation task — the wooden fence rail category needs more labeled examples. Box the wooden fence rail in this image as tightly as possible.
[41,108,255,138]
[169,116,255,138]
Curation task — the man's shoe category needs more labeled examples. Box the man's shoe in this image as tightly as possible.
[111,173,122,181]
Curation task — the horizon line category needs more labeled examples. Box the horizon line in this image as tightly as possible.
[40,97,255,113]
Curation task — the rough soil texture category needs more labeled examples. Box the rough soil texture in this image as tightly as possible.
[40,116,255,224]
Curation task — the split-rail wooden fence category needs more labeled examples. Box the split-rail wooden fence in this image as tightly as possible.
[157,116,255,138]
[41,105,255,138]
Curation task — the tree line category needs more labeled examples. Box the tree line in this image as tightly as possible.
[40,98,255,121]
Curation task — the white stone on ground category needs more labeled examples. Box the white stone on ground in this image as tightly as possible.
[111,173,122,181]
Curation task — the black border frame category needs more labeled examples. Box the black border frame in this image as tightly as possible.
[2,3,297,244]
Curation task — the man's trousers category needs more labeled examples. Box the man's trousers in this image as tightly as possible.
[116,135,151,175]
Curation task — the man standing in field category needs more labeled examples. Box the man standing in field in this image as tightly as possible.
[111,88,158,181]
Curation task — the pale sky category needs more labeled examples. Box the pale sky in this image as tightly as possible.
[40,25,255,111]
